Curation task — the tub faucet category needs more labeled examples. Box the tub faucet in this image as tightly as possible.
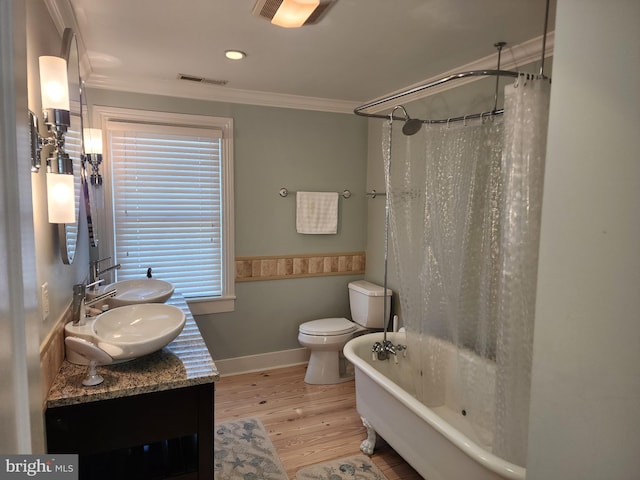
[372,340,407,362]
[371,341,391,361]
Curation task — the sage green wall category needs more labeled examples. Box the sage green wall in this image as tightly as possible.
[86,88,368,359]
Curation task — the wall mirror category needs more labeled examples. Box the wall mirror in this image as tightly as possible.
[59,28,84,264]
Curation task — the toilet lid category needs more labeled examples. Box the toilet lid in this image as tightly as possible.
[299,317,357,336]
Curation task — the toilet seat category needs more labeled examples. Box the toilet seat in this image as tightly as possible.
[299,317,357,336]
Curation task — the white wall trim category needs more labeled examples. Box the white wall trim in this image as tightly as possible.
[86,75,360,114]
[214,348,310,377]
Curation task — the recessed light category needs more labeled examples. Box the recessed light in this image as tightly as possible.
[225,50,246,60]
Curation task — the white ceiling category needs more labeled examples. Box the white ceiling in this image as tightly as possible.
[62,0,555,112]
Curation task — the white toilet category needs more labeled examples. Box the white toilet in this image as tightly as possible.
[298,280,391,384]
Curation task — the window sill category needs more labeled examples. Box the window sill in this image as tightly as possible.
[186,296,236,315]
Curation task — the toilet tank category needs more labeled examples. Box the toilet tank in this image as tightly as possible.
[348,280,392,328]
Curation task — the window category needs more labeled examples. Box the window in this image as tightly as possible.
[95,107,235,313]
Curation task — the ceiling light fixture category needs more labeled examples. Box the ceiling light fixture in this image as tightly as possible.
[271,0,320,28]
[252,0,336,28]
[225,50,247,60]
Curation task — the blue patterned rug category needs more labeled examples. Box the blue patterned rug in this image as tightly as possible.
[214,417,288,480]
[296,455,389,480]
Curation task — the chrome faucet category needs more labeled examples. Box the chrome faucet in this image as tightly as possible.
[71,283,117,325]
[372,340,407,363]
[71,284,86,325]
[89,257,121,287]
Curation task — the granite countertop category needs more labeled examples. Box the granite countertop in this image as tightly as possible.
[46,295,219,409]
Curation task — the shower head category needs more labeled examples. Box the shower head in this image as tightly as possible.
[390,105,423,136]
[402,118,423,136]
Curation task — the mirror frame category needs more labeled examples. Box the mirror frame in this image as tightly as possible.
[58,28,84,264]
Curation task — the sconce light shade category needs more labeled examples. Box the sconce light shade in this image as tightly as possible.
[271,0,320,28]
[39,56,70,111]
[47,172,75,223]
[83,128,103,154]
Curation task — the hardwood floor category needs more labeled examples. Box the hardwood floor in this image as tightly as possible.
[214,364,423,480]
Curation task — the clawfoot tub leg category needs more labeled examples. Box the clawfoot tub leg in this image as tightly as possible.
[360,416,377,455]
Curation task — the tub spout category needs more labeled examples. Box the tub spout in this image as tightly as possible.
[383,339,396,356]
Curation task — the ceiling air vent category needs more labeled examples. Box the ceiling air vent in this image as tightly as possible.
[251,0,337,26]
[178,74,228,87]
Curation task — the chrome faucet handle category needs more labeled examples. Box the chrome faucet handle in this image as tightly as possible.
[371,342,383,361]
[395,344,408,357]
[72,283,86,303]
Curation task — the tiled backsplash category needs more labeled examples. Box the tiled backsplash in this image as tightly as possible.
[236,252,365,282]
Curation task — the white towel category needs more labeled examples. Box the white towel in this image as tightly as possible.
[296,191,339,234]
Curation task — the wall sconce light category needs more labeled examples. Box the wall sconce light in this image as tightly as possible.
[46,171,75,224]
[83,128,103,186]
[30,55,75,224]
[271,0,320,28]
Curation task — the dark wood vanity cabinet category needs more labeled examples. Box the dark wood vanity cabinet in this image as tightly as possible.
[45,383,214,480]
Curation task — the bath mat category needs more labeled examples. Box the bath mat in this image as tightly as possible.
[214,417,288,480]
[296,455,389,480]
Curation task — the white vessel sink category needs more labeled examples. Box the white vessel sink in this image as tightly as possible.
[65,303,186,364]
[90,279,174,307]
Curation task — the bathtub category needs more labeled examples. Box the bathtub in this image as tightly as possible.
[343,331,525,480]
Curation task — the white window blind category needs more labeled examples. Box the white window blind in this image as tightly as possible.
[107,121,224,298]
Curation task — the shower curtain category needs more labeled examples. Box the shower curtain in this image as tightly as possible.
[385,74,550,466]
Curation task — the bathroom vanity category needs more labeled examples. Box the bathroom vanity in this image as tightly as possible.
[45,297,219,480]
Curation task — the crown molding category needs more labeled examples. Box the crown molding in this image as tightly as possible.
[44,0,92,81]
[42,0,68,35]
[84,74,360,114]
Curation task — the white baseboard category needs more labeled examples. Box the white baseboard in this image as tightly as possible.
[214,347,310,377]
